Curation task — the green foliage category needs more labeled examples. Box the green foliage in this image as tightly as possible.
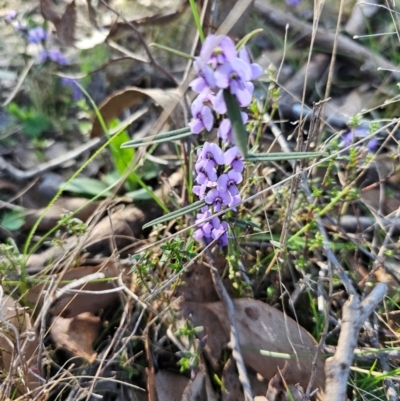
[7,103,51,138]
[0,210,25,231]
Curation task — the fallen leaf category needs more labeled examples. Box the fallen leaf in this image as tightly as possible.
[57,0,76,46]
[0,295,41,394]
[90,87,181,137]
[155,370,190,401]
[40,0,61,25]
[27,263,129,318]
[181,364,218,401]
[179,299,325,399]
[50,311,101,363]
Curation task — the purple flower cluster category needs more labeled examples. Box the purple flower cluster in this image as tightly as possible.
[189,35,262,246]
[340,128,379,154]
[27,27,49,44]
[39,49,69,66]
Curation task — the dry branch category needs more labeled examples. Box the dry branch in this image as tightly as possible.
[324,283,388,401]
[254,0,400,79]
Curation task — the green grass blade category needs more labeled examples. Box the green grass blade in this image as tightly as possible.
[150,43,195,60]
[121,127,191,148]
[223,89,248,158]
[236,29,264,50]
[143,200,206,229]
[189,0,204,43]
[245,152,327,162]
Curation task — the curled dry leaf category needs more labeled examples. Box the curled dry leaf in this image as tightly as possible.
[50,311,101,363]
[22,197,100,232]
[90,87,182,137]
[179,299,325,399]
[0,295,41,394]
[27,263,129,318]
[181,364,218,401]
[155,370,190,401]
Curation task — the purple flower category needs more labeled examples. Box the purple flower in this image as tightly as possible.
[217,171,243,196]
[194,207,221,241]
[340,128,378,153]
[211,221,228,246]
[224,146,244,172]
[218,112,248,144]
[61,77,83,101]
[205,188,230,212]
[238,47,263,80]
[286,0,301,6]
[214,59,254,107]
[199,142,225,167]
[190,59,216,93]
[27,27,48,44]
[200,35,237,69]
[189,91,215,134]
[5,10,17,23]
[39,49,69,65]
[195,159,218,184]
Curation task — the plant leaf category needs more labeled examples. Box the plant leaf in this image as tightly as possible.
[143,200,206,229]
[0,210,25,231]
[121,128,191,148]
[65,177,110,196]
[223,90,248,158]
[245,152,326,162]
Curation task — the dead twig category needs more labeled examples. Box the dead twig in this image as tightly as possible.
[324,282,388,401]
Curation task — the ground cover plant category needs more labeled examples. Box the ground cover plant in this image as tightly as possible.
[1,0,400,400]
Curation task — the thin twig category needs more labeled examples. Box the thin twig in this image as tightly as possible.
[324,283,387,401]
[203,248,253,401]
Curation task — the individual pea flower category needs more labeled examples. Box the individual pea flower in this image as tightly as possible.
[211,221,228,247]
[189,91,215,134]
[190,59,216,93]
[61,77,83,101]
[27,26,48,44]
[193,207,221,242]
[39,49,69,65]
[214,58,254,107]
[224,146,244,172]
[217,171,243,196]
[340,127,379,153]
[198,142,225,169]
[200,35,237,69]
[217,112,248,145]
[205,188,231,212]
[286,0,302,6]
[238,47,264,80]
[4,10,17,23]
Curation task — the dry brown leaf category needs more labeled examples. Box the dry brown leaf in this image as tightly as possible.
[56,0,77,46]
[86,0,98,28]
[266,362,304,401]
[90,87,181,137]
[175,258,232,303]
[40,0,61,25]
[22,197,100,232]
[27,263,128,318]
[155,370,190,401]
[180,299,325,398]
[50,311,101,363]
[0,295,41,394]
[181,364,218,401]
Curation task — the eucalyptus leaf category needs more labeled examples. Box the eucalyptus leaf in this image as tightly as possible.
[223,90,248,158]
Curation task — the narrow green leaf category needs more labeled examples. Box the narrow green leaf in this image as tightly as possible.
[223,90,248,158]
[149,43,195,60]
[143,200,206,229]
[121,127,191,148]
[236,29,264,50]
[245,152,326,162]
[189,0,204,43]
